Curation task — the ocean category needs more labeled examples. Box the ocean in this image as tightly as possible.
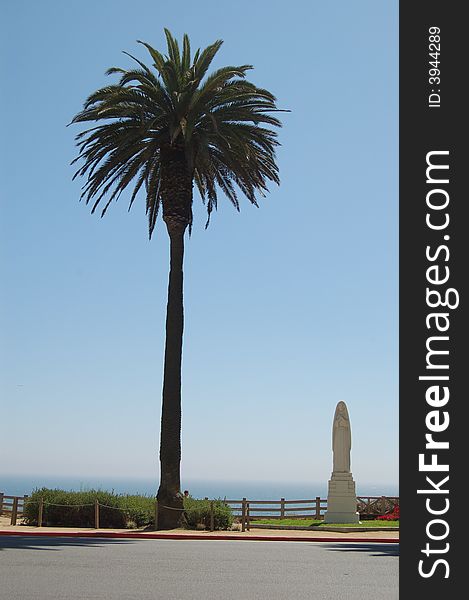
[0,474,398,500]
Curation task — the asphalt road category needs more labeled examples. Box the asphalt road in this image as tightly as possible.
[0,536,398,600]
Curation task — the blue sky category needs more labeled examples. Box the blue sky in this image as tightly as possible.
[0,0,398,491]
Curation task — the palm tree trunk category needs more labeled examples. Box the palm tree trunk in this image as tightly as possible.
[156,224,186,529]
[156,141,192,530]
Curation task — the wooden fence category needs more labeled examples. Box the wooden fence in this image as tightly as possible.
[357,496,399,519]
[0,493,29,525]
[1,492,399,531]
[224,498,327,531]
[224,496,399,531]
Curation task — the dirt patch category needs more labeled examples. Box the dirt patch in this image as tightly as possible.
[0,514,25,527]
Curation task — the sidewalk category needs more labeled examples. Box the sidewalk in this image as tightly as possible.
[0,518,399,544]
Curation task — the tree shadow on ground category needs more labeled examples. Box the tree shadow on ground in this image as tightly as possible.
[0,536,137,552]
[323,543,399,557]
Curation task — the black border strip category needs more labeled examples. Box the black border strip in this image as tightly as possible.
[400,2,464,594]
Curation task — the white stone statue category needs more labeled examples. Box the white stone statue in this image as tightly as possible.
[324,400,359,523]
[332,401,351,473]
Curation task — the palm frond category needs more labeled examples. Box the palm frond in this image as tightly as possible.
[71,29,287,237]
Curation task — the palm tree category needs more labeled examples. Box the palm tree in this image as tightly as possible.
[71,29,285,529]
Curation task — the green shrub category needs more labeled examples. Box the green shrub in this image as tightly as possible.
[22,488,155,529]
[21,488,232,530]
[119,494,155,528]
[183,497,233,530]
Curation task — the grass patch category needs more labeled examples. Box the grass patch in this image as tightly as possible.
[250,518,399,528]
[250,518,320,527]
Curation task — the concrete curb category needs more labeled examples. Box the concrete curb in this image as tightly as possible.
[0,530,399,544]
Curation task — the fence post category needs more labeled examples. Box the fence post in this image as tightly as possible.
[280,498,285,518]
[315,497,321,520]
[11,497,18,525]
[246,502,250,531]
[95,499,100,529]
[241,498,247,532]
[0,492,4,516]
[210,501,214,532]
[38,497,44,527]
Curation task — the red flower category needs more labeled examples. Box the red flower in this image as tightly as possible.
[377,505,400,521]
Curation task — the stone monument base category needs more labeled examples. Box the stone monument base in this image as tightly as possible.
[324,472,360,523]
